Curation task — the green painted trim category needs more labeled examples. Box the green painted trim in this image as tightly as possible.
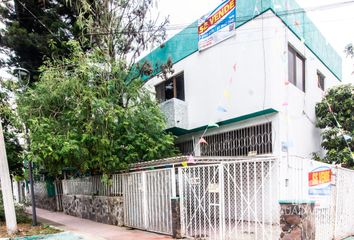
[167,108,278,136]
[279,200,315,204]
[138,1,342,82]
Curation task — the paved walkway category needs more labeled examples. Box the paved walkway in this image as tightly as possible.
[26,208,172,240]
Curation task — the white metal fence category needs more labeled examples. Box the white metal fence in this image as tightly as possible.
[179,157,279,240]
[313,165,354,240]
[332,167,354,239]
[62,174,123,196]
[279,156,354,240]
[123,169,173,235]
[55,156,354,240]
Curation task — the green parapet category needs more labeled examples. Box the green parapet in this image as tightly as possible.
[134,0,342,82]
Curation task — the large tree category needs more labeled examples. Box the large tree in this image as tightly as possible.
[72,0,169,70]
[315,84,354,168]
[0,0,169,82]
[0,0,80,83]
[11,0,176,176]
[17,41,177,176]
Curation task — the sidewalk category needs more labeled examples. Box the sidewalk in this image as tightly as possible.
[26,208,172,240]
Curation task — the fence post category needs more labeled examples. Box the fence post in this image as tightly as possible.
[178,168,185,236]
[142,172,148,230]
[171,167,176,198]
[171,197,182,238]
[219,163,225,240]
[332,166,339,239]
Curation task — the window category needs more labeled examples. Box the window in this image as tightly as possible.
[176,140,194,155]
[155,72,185,102]
[200,122,272,157]
[317,71,325,91]
[288,45,305,92]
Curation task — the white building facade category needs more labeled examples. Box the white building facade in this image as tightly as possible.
[142,0,342,161]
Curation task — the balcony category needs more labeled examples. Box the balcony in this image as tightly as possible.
[160,98,188,129]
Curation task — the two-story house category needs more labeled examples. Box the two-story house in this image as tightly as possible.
[141,0,341,161]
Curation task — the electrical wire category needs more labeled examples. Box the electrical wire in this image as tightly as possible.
[84,0,354,35]
[16,0,61,42]
[10,0,354,36]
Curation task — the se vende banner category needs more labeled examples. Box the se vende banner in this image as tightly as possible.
[198,0,237,51]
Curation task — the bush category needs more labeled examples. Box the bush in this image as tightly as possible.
[0,191,31,224]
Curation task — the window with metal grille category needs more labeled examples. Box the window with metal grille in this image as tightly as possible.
[176,140,194,155]
[200,122,272,156]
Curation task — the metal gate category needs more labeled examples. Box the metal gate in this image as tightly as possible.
[54,180,63,211]
[123,168,173,235]
[178,158,279,240]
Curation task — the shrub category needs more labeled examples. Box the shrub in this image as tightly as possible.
[0,191,31,224]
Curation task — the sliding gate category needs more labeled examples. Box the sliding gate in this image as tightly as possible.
[178,158,279,240]
[123,168,173,235]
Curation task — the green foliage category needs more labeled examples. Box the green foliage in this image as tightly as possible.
[0,192,31,224]
[315,84,354,168]
[0,81,24,178]
[17,41,178,176]
[1,0,168,83]
[72,0,169,68]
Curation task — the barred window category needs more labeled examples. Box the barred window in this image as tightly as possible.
[201,122,272,156]
[176,140,194,155]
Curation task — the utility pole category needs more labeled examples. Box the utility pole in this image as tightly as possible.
[14,68,37,226]
[0,122,17,234]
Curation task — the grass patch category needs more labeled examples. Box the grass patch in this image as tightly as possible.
[0,223,62,238]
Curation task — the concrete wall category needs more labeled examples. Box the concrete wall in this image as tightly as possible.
[278,19,340,160]
[144,10,340,159]
[145,12,284,130]
[62,195,124,227]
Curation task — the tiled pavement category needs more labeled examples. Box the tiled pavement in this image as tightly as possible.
[26,208,172,240]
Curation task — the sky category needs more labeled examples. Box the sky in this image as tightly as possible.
[0,0,353,83]
[155,0,354,83]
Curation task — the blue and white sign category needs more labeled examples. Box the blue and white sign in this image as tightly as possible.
[198,0,236,51]
[308,165,333,208]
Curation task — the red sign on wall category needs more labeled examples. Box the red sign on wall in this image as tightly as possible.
[308,169,332,187]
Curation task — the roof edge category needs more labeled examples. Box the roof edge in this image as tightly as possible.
[137,4,342,82]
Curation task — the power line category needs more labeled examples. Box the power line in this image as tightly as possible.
[82,0,354,36]
[16,0,61,42]
[10,14,354,40]
[10,0,352,66]
[8,0,354,36]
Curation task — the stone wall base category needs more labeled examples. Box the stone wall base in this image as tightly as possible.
[280,202,315,240]
[62,195,123,226]
[29,195,58,212]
